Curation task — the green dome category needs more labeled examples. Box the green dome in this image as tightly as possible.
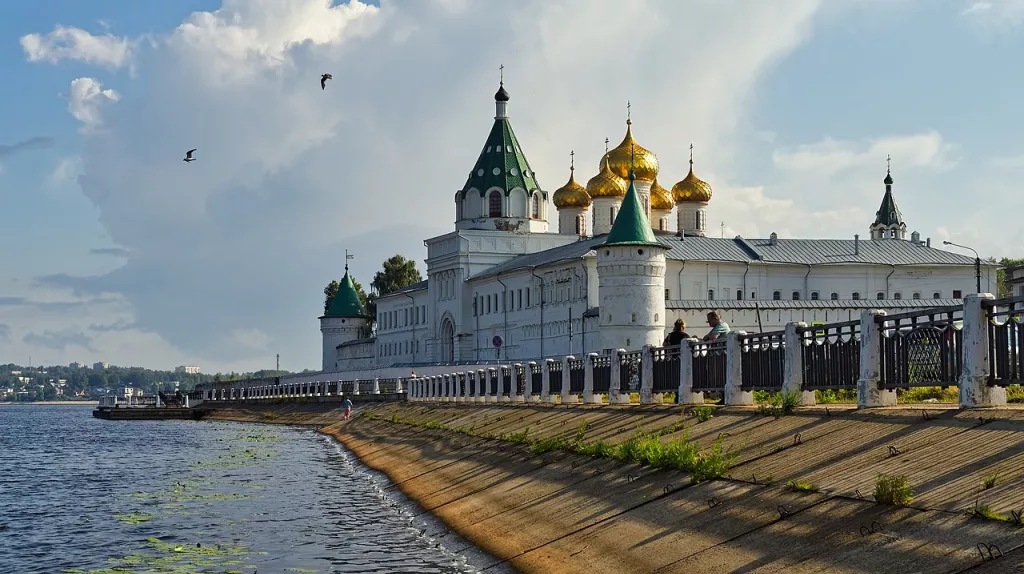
[324,271,367,318]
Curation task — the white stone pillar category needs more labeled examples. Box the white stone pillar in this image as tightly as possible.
[477,369,486,402]
[486,368,497,403]
[784,322,816,405]
[610,349,630,404]
[584,353,598,404]
[677,338,704,405]
[724,332,753,406]
[542,360,554,403]
[561,355,577,404]
[857,310,896,408]
[640,344,655,404]
[960,294,1007,407]
[514,364,526,403]
[527,362,539,403]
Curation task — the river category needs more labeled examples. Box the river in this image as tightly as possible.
[0,405,491,573]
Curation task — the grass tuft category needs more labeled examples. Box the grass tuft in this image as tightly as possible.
[874,474,913,506]
[785,479,819,493]
[983,472,999,490]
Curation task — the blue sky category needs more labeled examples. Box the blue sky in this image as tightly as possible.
[0,0,1021,372]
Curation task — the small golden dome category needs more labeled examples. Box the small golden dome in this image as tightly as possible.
[650,178,674,211]
[553,167,591,209]
[586,156,629,198]
[672,149,713,203]
[601,120,659,183]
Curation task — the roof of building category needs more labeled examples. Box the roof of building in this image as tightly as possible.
[323,270,368,318]
[470,233,991,280]
[459,84,540,198]
[604,174,662,247]
[872,169,905,228]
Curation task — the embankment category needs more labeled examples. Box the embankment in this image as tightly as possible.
[207,401,1024,573]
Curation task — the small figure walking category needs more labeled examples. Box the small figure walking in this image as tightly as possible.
[343,396,353,421]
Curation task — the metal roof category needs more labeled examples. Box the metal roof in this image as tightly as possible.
[470,235,606,280]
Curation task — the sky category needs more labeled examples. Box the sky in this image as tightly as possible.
[1,0,1023,373]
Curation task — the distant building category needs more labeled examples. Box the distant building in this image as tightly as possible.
[175,365,201,375]
[1006,264,1024,297]
[69,362,83,369]
[93,362,109,370]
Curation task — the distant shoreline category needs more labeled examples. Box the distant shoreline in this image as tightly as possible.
[0,401,99,406]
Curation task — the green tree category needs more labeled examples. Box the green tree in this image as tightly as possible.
[371,255,423,296]
[322,278,370,315]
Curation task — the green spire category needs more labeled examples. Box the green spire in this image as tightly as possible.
[873,157,904,227]
[460,83,541,199]
[605,146,660,247]
[325,268,367,318]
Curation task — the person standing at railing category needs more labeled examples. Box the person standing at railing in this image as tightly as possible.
[663,319,691,346]
[703,312,731,341]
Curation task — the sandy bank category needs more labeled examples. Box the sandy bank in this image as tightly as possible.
[207,401,1024,573]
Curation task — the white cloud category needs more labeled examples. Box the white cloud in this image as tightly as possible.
[46,156,84,189]
[32,0,831,371]
[988,155,1024,168]
[960,0,1024,26]
[68,78,120,131]
[20,25,133,69]
[772,131,956,177]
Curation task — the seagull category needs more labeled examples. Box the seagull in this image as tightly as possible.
[321,73,333,91]
[183,149,197,163]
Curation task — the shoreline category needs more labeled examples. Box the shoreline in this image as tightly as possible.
[206,401,1024,573]
[0,401,98,406]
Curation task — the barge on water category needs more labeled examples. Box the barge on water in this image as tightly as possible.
[93,390,208,420]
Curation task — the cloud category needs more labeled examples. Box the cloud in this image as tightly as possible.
[0,136,55,158]
[960,0,1024,27]
[988,155,1024,168]
[46,156,84,188]
[22,329,97,352]
[0,324,9,341]
[772,131,956,177]
[89,247,131,258]
[68,78,120,130]
[34,0,827,371]
[19,25,133,69]
[0,297,27,306]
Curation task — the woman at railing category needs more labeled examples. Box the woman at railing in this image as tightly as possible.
[663,318,691,346]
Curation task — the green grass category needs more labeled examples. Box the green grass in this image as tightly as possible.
[690,405,714,423]
[983,472,1000,490]
[874,474,913,506]
[897,386,958,404]
[815,389,857,404]
[785,479,819,493]
[755,390,801,417]
[1007,385,1024,403]
[966,502,1010,523]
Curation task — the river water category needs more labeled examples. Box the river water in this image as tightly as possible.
[0,405,490,573]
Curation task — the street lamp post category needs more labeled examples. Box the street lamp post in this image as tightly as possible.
[943,240,982,294]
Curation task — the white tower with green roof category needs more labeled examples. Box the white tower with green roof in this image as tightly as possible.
[319,265,369,371]
[597,157,670,352]
[454,77,549,233]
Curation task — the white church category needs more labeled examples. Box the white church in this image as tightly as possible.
[320,81,995,372]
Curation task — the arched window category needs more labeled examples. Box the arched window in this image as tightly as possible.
[531,194,540,218]
[933,292,941,299]
[830,292,839,300]
[610,207,615,225]
[894,292,902,300]
[912,292,921,300]
[695,212,700,228]
[773,291,781,300]
[852,292,860,300]
[575,216,581,235]
[736,290,743,301]
[792,291,801,301]
[877,292,885,300]
[488,191,502,217]
[659,219,666,231]
[708,289,715,301]
[811,291,819,300]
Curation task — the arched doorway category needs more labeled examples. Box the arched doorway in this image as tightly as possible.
[440,317,455,362]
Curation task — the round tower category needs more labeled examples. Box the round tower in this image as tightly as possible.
[320,266,369,371]
[597,157,669,352]
[553,150,592,237]
[672,144,712,237]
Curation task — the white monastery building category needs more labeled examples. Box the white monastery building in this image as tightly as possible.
[320,81,995,373]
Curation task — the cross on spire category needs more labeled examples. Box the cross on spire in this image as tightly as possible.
[626,100,632,124]
[886,154,891,173]
[499,64,504,85]
[569,149,575,172]
[605,137,610,153]
[689,143,694,167]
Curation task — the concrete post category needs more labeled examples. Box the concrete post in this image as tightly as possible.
[960,294,1007,407]
[527,362,538,403]
[724,332,753,406]
[477,369,486,402]
[640,345,655,404]
[610,349,630,404]
[784,322,816,405]
[857,310,896,408]
[487,369,497,403]
[514,363,525,403]
[678,338,704,405]
[562,355,577,404]
[541,360,552,403]
[584,353,598,404]
[395,377,404,395]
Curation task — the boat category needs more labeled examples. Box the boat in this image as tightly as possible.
[92,387,208,420]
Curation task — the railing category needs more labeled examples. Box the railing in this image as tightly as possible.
[651,346,680,392]
[740,331,786,391]
[530,363,542,396]
[877,306,963,389]
[379,379,400,394]
[985,295,1024,387]
[800,320,860,390]
[568,358,585,394]
[489,370,499,396]
[592,354,611,394]
[515,364,526,396]
[548,360,563,395]
[619,350,643,395]
[691,340,727,392]
[502,366,513,397]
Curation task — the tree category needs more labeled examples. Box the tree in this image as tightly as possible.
[322,278,370,316]
[371,255,423,296]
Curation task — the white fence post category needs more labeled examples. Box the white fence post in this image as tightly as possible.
[724,332,752,406]
[959,294,1007,408]
[610,349,629,404]
[514,364,525,403]
[584,353,598,404]
[678,339,703,405]
[857,310,896,408]
[784,322,815,405]
[562,355,576,404]
[640,345,655,404]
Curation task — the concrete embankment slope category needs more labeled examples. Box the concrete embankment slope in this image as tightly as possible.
[208,402,1024,573]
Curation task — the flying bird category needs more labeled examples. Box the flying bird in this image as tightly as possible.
[321,73,333,91]
[183,149,197,163]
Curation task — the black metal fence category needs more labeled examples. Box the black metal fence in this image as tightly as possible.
[985,295,1024,387]
[548,360,563,394]
[502,366,513,396]
[568,358,585,393]
[651,345,680,392]
[619,350,643,395]
[515,364,526,396]
[378,378,400,394]
[740,331,786,391]
[592,354,611,393]
[691,340,727,392]
[877,306,963,389]
[800,320,860,390]
[530,363,543,396]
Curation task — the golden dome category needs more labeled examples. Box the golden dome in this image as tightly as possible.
[601,120,659,183]
[552,167,591,209]
[650,178,674,211]
[586,156,629,198]
[672,150,713,203]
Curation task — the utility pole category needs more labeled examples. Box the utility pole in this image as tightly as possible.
[276,354,280,372]
[942,241,983,294]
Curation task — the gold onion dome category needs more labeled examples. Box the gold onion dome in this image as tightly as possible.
[601,120,659,183]
[586,156,629,198]
[552,159,591,209]
[650,178,674,210]
[672,147,713,203]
